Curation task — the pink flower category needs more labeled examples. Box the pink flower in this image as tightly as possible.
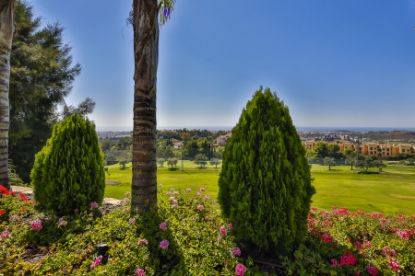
[355,241,362,251]
[1,230,10,239]
[340,252,357,266]
[396,229,411,240]
[9,215,19,221]
[204,195,210,200]
[166,191,173,196]
[321,233,333,243]
[90,201,99,209]
[159,222,167,231]
[235,263,247,276]
[169,197,176,203]
[90,255,103,269]
[121,198,130,205]
[220,226,227,237]
[159,239,169,250]
[331,259,339,268]
[138,239,148,246]
[367,265,378,276]
[129,217,136,225]
[30,219,43,231]
[228,223,233,231]
[382,246,396,257]
[171,203,178,208]
[389,258,400,272]
[332,208,349,215]
[197,205,204,211]
[363,240,372,248]
[231,247,241,257]
[135,268,146,276]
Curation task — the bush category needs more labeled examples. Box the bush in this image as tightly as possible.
[31,114,105,216]
[219,87,315,257]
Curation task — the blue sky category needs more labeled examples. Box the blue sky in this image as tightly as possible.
[29,0,415,129]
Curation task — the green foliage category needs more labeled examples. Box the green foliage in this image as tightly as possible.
[219,87,315,257]
[0,188,240,275]
[31,114,105,216]
[9,1,81,182]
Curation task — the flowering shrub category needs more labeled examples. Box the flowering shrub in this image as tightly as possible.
[1,184,414,275]
[0,187,244,275]
[282,208,415,275]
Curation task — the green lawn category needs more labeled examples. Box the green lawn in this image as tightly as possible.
[105,162,415,215]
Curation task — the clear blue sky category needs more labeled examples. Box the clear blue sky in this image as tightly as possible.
[29,0,415,129]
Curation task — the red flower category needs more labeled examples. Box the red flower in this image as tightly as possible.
[340,252,357,266]
[0,209,6,216]
[0,185,10,195]
[389,258,400,272]
[19,193,29,202]
[367,265,378,276]
[321,233,333,243]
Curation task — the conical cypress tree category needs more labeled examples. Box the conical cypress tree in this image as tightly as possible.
[219,87,315,257]
[31,114,105,216]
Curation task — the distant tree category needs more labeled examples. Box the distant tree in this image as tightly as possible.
[101,139,112,152]
[373,158,386,172]
[157,158,166,168]
[199,138,213,159]
[119,160,127,170]
[9,1,82,182]
[183,139,199,160]
[323,157,336,170]
[345,150,357,170]
[167,158,178,169]
[194,153,208,169]
[327,144,344,160]
[314,143,329,159]
[157,139,174,158]
[210,158,220,169]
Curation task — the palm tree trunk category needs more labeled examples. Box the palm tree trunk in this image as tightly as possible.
[0,0,14,190]
[131,0,159,215]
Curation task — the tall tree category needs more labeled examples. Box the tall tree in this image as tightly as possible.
[9,1,81,182]
[0,0,15,189]
[131,0,174,215]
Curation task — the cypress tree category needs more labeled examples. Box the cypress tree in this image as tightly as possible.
[31,114,105,216]
[218,87,315,257]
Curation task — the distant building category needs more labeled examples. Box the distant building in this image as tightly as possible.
[215,133,232,146]
[302,140,415,158]
[171,138,184,149]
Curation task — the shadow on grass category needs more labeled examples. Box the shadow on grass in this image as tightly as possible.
[138,210,189,275]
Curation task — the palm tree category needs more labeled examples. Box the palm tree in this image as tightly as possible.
[131,0,174,215]
[0,0,15,190]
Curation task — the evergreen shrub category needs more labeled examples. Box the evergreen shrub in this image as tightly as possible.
[31,114,105,215]
[218,87,315,257]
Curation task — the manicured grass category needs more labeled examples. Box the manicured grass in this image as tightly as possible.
[105,162,415,215]
[311,165,415,214]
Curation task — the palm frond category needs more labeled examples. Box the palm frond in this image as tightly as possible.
[159,0,175,25]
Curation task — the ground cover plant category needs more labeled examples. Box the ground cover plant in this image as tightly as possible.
[104,163,415,215]
[1,185,414,275]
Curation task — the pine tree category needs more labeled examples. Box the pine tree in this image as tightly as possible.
[218,87,315,257]
[31,114,105,216]
[9,1,81,182]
